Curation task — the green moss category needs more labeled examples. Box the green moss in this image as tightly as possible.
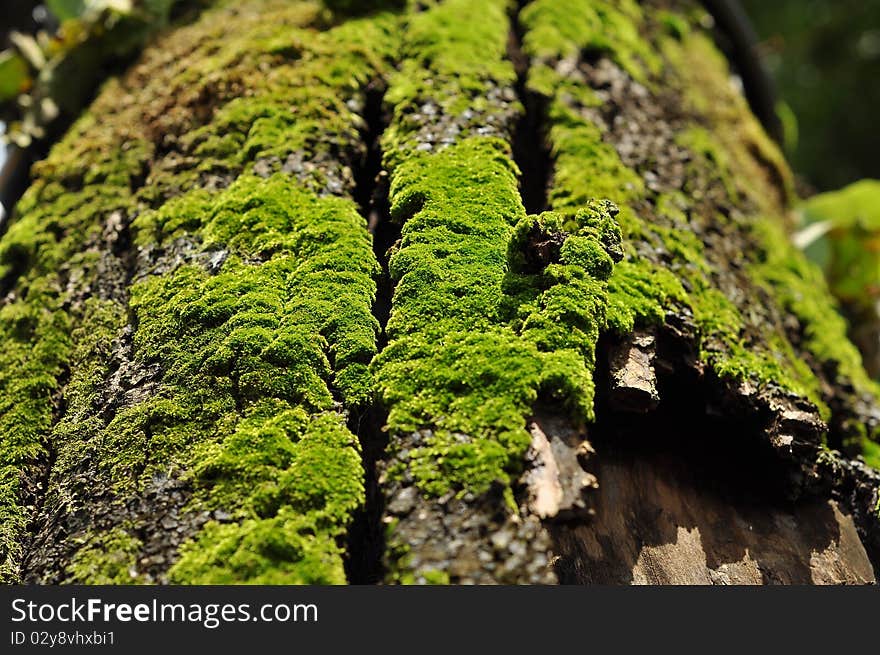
[0,164,136,582]
[382,0,517,166]
[137,178,378,404]
[370,0,633,502]
[675,126,740,202]
[656,9,690,41]
[68,528,143,585]
[605,260,687,334]
[750,219,880,424]
[115,173,379,580]
[321,0,404,14]
[169,509,348,584]
[659,28,796,212]
[526,63,603,110]
[190,403,362,522]
[420,569,451,585]
[861,435,880,470]
[522,1,834,419]
[375,135,621,494]
[545,101,644,214]
[168,407,362,584]
[1,0,401,583]
[5,0,877,584]
[521,0,661,84]
[125,9,401,582]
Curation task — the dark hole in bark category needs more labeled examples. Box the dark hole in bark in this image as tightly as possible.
[523,222,567,272]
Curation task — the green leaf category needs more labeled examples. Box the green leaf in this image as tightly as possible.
[46,0,87,21]
[0,50,30,102]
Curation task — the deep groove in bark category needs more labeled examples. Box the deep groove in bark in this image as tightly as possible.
[345,405,390,584]
[509,3,551,215]
[345,82,395,584]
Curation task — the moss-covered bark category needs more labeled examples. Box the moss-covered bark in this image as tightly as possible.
[1,0,400,584]
[0,0,877,585]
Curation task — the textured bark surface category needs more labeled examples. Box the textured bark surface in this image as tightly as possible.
[0,0,878,585]
[553,452,875,584]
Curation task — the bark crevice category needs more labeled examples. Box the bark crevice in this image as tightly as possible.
[346,81,394,584]
[509,4,551,215]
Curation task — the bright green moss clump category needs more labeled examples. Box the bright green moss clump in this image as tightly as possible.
[521,0,682,348]
[863,439,880,471]
[170,508,348,584]
[375,139,622,494]
[169,409,361,584]
[94,173,379,474]
[131,177,378,581]
[374,0,624,497]
[136,175,380,406]
[68,528,143,585]
[521,0,660,84]
[138,8,401,582]
[605,260,687,335]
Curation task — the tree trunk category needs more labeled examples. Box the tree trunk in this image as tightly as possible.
[1,0,877,585]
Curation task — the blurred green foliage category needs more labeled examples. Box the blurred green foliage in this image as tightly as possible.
[801,180,880,310]
[799,180,880,378]
[742,0,880,191]
[0,1,180,146]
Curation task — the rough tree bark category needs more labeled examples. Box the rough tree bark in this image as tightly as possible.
[0,0,878,585]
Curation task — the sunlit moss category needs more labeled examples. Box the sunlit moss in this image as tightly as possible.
[67,528,143,585]
[521,0,661,84]
[0,0,400,583]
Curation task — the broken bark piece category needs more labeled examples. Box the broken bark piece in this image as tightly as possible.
[768,405,826,454]
[523,416,598,521]
[608,330,660,413]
